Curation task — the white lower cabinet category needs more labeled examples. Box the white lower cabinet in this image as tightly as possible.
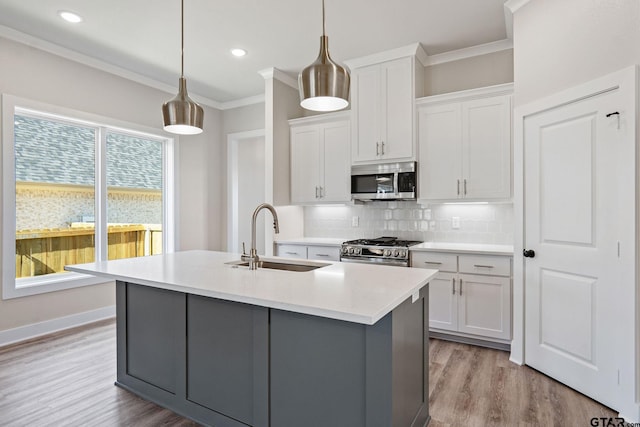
[457,273,511,340]
[411,251,512,343]
[275,243,340,262]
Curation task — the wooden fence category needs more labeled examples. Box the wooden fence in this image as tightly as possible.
[15,224,162,278]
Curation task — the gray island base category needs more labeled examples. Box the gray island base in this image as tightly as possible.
[116,281,430,427]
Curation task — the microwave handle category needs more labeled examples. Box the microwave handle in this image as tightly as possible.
[394,172,399,195]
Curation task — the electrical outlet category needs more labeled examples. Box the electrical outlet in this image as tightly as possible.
[423,209,432,221]
[352,216,359,227]
[452,216,460,229]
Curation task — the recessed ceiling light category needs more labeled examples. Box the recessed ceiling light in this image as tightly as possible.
[58,11,83,24]
[230,48,247,57]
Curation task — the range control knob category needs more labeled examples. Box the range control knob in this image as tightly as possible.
[383,249,391,257]
[348,247,355,254]
[393,249,399,257]
[355,248,362,255]
[400,250,407,258]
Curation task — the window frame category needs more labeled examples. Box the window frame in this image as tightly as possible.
[2,94,176,299]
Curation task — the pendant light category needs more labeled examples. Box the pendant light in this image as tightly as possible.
[162,0,204,135]
[298,0,350,112]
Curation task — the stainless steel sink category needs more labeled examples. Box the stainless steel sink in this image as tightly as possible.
[225,258,329,272]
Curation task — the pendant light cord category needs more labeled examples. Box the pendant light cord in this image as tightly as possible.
[322,0,326,37]
[181,0,184,78]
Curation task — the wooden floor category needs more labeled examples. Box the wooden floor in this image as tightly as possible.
[0,319,616,426]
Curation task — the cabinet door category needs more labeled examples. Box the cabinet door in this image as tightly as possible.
[427,272,458,331]
[462,95,511,199]
[291,126,321,204]
[351,65,381,162]
[307,245,340,261]
[321,121,351,203]
[381,57,414,160]
[457,274,511,340]
[418,103,462,200]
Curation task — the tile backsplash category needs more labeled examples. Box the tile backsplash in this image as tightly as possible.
[304,202,513,244]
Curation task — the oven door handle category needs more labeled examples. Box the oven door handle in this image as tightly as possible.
[339,256,409,267]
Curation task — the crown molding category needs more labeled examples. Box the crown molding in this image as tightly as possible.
[504,0,532,13]
[219,94,265,110]
[258,67,298,90]
[0,25,229,110]
[345,42,427,69]
[425,39,513,66]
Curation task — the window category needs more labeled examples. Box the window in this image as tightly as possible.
[3,95,175,299]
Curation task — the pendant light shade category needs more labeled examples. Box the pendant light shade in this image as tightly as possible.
[298,0,350,112]
[162,77,204,135]
[162,0,204,135]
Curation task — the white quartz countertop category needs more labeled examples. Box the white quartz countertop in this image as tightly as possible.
[65,250,437,325]
[410,242,514,256]
[274,237,345,246]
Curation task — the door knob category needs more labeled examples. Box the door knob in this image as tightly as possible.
[523,249,536,258]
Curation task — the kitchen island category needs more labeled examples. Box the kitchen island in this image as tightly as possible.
[66,250,437,427]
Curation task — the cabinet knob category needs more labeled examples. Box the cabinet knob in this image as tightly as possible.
[523,249,536,258]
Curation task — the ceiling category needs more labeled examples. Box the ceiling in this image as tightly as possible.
[0,0,511,108]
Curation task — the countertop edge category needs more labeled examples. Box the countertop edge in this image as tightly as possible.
[65,262,437,326]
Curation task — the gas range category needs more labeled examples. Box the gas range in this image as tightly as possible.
[340,236,422,267]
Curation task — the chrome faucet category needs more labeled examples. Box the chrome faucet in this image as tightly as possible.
[244,203,280,270]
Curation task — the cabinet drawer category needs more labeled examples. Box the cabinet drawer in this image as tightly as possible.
[276,245,307,259]
[458,255,511,276]
[410,252,457,272]
[307,246,340,262]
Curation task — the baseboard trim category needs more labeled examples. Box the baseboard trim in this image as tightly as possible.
[429,331,511,352]
[0,305,116,347]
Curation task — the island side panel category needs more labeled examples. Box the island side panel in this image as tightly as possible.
[123,283,185,394]
[270,289,429,427]
[115,281,188,416]
[116,281,266,427]
[391,289,430,427]
[186,295,269,427]
[270,310,367,427]
[365,313,393,427]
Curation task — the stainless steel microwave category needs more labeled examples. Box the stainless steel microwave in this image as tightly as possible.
[351,161,417,201]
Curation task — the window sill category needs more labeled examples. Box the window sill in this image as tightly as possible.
[3,272,113,300]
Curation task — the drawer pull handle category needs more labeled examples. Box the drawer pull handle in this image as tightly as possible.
[452,278,456,295]
[459,278,463,295]
[473,264,494,268]
[285,252,299,255]
[424,261,442,265]
[315,254,330,257]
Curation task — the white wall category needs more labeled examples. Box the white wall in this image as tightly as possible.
[223,103,265,135]
[0,36,221,332]
[424,49,514,96]
[513,0,640,106]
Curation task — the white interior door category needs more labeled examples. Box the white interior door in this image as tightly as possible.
[523,86,627,409]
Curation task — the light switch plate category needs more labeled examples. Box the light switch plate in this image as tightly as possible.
[352,216,359,227]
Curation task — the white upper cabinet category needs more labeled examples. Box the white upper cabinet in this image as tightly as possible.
[290,112,350,205]
[348,45,425,164]
[417,84,513,202]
